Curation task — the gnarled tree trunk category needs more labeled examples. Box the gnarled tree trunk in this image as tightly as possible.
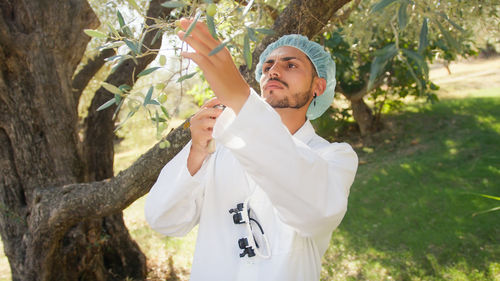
[0,0,170,279]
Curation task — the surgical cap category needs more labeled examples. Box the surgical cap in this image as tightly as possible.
[255,34,336,120]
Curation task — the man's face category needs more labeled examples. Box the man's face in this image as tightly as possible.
[259,46,316,110]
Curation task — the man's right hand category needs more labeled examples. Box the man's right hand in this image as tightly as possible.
[187,98,224,175]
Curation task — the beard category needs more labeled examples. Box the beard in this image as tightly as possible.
[268,88,312,109]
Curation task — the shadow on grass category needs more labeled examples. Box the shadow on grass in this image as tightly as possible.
[322,97,500,280]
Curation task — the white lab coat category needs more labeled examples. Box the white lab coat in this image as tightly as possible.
[145,89,358,281]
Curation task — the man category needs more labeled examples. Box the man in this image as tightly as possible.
[145,18,358,281]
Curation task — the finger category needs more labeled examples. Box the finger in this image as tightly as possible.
[180,51,216,71]
[177,31,213,56]
[191,107,223,124]
[202,97,222,108]
[179,18,220,49]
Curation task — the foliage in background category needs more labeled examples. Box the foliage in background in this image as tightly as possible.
[83,0,499,138]
[312,0,499,135]
[83,0,277,147]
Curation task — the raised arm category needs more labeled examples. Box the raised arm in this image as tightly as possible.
[177,18,250,114]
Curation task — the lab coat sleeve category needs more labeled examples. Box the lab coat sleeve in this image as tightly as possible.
[212,89,358,237]
[144,141,208,237]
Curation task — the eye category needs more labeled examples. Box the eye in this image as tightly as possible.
[263,66,271,73]
[288,63,296,69]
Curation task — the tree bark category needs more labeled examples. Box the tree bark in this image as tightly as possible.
[0,0,351,280]
[338,78,385,136]
[350,98,376,136]
[240,0,353,90]
[0,0,169,279]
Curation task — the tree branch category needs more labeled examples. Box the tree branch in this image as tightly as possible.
[72,48,115,101]
[333,0,361,25]
[34,120,191,231]
[240,0,353,90]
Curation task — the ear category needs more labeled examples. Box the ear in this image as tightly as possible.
[313,77,327,97]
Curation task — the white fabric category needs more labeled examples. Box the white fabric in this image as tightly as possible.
[145,88,358,281]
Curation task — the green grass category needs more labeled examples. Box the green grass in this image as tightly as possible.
[321,88,500,280]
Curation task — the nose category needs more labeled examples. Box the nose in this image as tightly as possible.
[267,63,280,78]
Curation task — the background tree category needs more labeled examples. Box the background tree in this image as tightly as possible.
[314,0,499,135]
[0,0,353,280]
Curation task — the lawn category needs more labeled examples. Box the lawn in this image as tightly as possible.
[321,87,500,280]
[0,59,499,280]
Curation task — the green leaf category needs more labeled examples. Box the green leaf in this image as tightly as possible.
[151,117,168,122]
[119,84,132,92]
[418,18,428,54]
[124,27,134,38]
[161,1,187,8]
[104,55,122,62]
[97,98,116,111]
[117,10,126,29]
[151,29,163,45]
[111,59,125,74]
[113,97,124,120]
[114,110,136,132]
[84,29,107,39]
[144,86,154,106]
[472,206,500,216]
[137,67,161,78]
[177,72,197,82]
[247,27,257,42]
[124,39,141,55]
[401,49,429,80]
[102,82,122,95]
[161,106,170,119]
[206,15,218,40]
[99,42,123,52]
[127,0,141,13]
[397,1,408,30]
[184,10,202,39]
[114,94,122,104]
[367,44,398,91]
[370,0,397,13]
[478,194,500,201]
[439,12,465,32]
[107,23,120,38]
[435,20,461,52]
[209,40,228,56]
[374,43,398,61]
[117,10,133,38]
[243,33,252,69]
[256,28,275,35]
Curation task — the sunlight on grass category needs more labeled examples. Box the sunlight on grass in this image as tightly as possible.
[123,196,196,280]
[320,93,500,280]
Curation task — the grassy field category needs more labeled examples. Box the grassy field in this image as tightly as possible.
[322,88,500,280]
[0,58,499,280]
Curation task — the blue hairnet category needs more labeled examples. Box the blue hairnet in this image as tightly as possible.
[255,34,336,120]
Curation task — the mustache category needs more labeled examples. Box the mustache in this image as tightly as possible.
[266,77,289,88]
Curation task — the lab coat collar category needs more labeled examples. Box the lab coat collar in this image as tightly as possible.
[292,119,315,144]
